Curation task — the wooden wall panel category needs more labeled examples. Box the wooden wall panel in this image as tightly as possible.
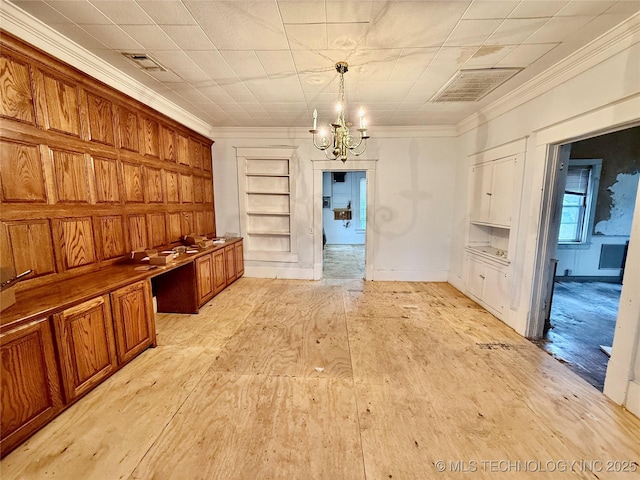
[122,162,144,203]
[205,210,215,236]
[165,170,180,203]
[0,33,215,289]
[141,116,159,158]
[85,92,115,146]
[3,220,56,278]
[180,174,193,204]
[97,215,127,260]
[0,54,36,125]
[145,167,163,203]
[0,139,46,203]
[38,71,81,137]
[148,213,166,248]
[117,106,139,153]
[160,125,175,162]
[166,213,182,243]
[93,156,120,203]
[176,133,189,166]
[51,148,90,203]
[128,214,148,251]
[57,217,96,270]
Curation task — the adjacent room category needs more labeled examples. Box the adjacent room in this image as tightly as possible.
[1,1,639,478]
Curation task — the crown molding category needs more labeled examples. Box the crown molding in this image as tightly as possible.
[1,1,214,138]
[457,12,640,135]
[212,125,457,140]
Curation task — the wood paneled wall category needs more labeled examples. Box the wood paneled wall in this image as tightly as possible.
[0,32,216,291]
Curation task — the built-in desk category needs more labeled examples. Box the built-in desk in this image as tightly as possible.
[0,238,243,457]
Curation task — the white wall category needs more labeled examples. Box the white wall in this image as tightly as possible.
[212,131,457,281]
[322,171,366,245]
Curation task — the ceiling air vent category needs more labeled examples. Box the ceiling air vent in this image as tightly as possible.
[122,53,167,72]
[430,68,522,102]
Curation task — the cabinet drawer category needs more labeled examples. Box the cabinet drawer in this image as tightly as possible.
[111,280,155,365]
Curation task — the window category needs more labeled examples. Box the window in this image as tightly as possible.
[359,177,366,230]
[558,160,601,244]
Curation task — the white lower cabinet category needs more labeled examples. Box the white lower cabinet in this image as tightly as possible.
[466,254,509,316]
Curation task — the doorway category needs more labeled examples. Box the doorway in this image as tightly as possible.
[535,126,640,390]
[322,171,366,279]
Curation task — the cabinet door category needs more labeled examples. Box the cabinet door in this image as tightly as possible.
[213,249,227,294]
[470,163,493,223]
[490,158,516,226]
[235,240,244,278]
[111,281,154,365]
[224,245,236,284]
[482,263,509,314]
[466,256,485,299]
[196,253,215,306]
[1,318,64,457]
[53,295,118,402]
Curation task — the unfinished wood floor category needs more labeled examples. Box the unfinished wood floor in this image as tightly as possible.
[2,278,639,479]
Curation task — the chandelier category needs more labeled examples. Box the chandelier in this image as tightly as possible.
[309,61,369,162]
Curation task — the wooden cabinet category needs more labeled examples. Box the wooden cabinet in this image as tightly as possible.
[213,249,227,295]
[235,240,244,278]
[465,254,509,316]
[469,157,517,227]
[1,318,64,456]
[110,281,155,365]
[53,296,118,402]
[196,253,215,306]
[225,244,236,284]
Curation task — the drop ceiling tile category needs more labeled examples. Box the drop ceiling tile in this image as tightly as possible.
[48,23,107,49]
[245,80,306,102]
[388,48,438,81]
[525,16,594,44]
[218,82,254,96]
[220,51,268,80]
[120,25,179,50]
[326,23,370,50]
[424,47,478,76]
[185,51,238,83]
[298,71,337,93]
[508,1,568,18]
[152,51,210,82]
[291,50,343,73]
[278,0,326,23]
[365,1,469,48]
[91,1,154,25]
[137,1,197,25]
[44,1,113,24]
[326,1,373,23]
[496,43,558,67]
[255,51,297,79]
[161,26,215,50]
[464,44,515,68]
[10,1,70,24]
[444,19,502,46]
[462,1,517,19]
[285,24,327,51]
[144,69,185,83]
[485,18,548,45]
[601,1,640,14]
[556,1,615,16]
[184,1,288,50]
[352,81,414,102]
[348,49,402,81]
[199,85,234,102]
[85,24,143,50]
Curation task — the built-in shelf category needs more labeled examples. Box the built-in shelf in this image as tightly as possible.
[246,173,290,177]
[246,231,291,236]
[466,246,510,265]
[469,220,510,229]
[246,211,290,216]
[246,191,290,195]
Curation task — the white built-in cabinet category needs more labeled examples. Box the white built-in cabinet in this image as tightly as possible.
[236,147,298,262]
[465,142,525,319]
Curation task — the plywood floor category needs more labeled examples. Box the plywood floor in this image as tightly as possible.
[2,278,639,479]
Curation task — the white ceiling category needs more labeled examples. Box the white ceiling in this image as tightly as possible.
[7,0,640,128]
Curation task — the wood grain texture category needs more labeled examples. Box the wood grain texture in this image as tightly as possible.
[180,174,193,203]
[0,55,35,125]
[0,139,46,203]
[92,156,120,203]
[204,178,213,204]
[145,166,163,203]
[166,212,181,243]
[53,296,117,402]
[192,176,203,203]
[39,71,81,137]
[128,214,148,251]
[117,106,139,152]
[235,240,244,277]
[57,217,96,270]
[202,143,212,172]
[224,244,236,283]
[195,254,214,306]
[160,124,175,162]
[122,162,144,203]
[205,209,215,236]
[97,215,127,260]
[0,318,63,456]
[51,148,90,203]
[110,281,154,365]
[140,116,159,158]
[148,213,166,248]
[189,138,202,170]
[194,210,205,236]
[85,92,115,146]
[164,170,180,203]
[212,248,226,294]
[4,220,56,278]
[181,211,194,237]
[175,133,189,166]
